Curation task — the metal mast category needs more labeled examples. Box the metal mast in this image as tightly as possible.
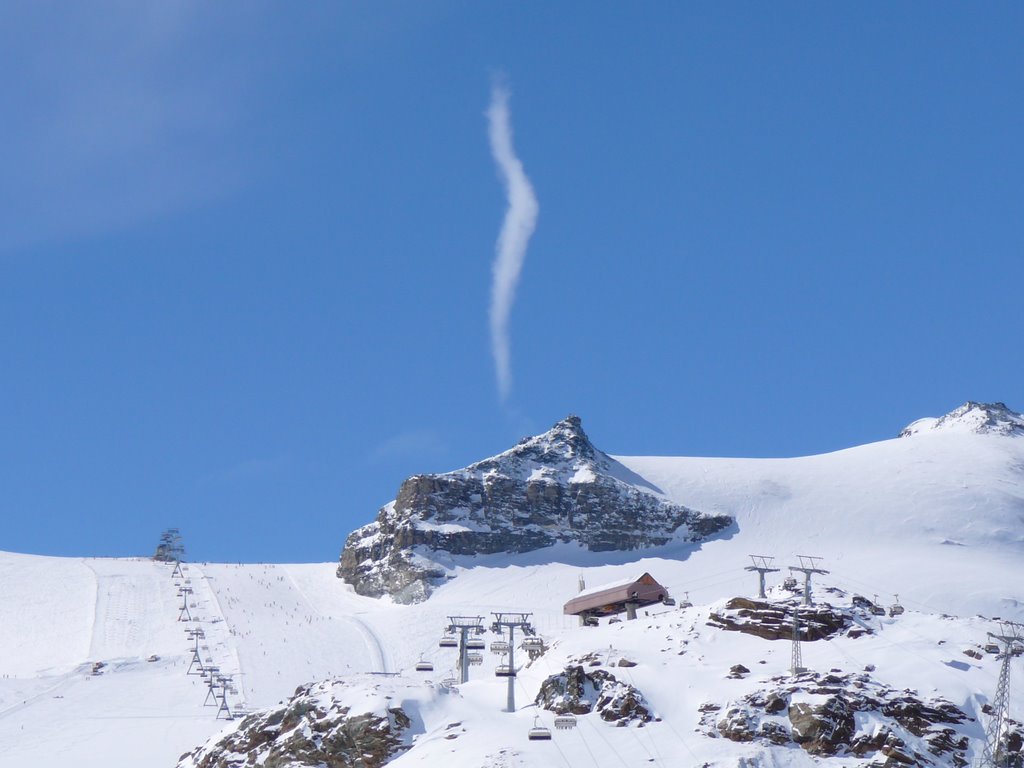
[746,555,781,599]
[981,621,1024,768]
[790,605,805,676]
[789,555,829,606]
[445,616,484,684]
[491,612,535,713]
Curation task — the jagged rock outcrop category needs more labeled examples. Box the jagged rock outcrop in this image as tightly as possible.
[176,678,419,768]
[535,664,654,725]
[899,402,1024,438]
[707,593,875,642]
[701,670,972,765]
[338,416,733,603]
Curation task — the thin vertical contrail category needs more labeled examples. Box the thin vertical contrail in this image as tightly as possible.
[487,82,538,403]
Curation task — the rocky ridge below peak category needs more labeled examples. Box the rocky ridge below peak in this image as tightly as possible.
[899,401,1024,438]
[337,416,733,603]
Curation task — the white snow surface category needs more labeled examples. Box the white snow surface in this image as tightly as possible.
[3,426,1024,767]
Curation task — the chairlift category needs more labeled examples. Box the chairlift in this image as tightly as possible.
[522,637,544,651]
[495,663,516,677]
[679,592,693,609]
[527,715,552,741]
[554,714,578,730]
[467,652,483,666]
[985,643,1000,654]
[490,640,510,655]
[439,634,458,648]
[888,594,905,617]
[415,659,435,672]
[441,675,458,688]
[783,577,798,590]
[466,637,485,651]
[661,596,676,607]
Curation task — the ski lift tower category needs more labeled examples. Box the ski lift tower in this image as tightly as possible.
[186,628,206,674]
[980,621,1024,768]
[790,605,806,676]
[746,555,781,599]
[445,616,485,684]
[491,612,535,713]
[177,585,194,622]
[789,555,829,607]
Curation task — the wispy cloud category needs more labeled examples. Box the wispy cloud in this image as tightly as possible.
[487,81,539,402]
[0,3,253,252]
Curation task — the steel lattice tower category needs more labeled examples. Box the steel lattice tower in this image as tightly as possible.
[790,606,805,676]
[981,622,1024,768]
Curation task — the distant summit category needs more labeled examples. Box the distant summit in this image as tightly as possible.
[337,416,732,603]
[899,401,1024,438]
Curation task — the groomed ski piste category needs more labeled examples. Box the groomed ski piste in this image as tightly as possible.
[3,414,1024,767]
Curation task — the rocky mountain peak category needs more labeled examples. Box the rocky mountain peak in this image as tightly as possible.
[468,414,604,478]
[899,401,1024,438]
[337,415,732,604]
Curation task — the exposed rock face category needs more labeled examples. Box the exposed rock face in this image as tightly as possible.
[707,594,871,642]
[338,416,733,603]
[176,678,417,768]
[701,670,972,766]
[899,402,1024,438]
[535,664,654,725]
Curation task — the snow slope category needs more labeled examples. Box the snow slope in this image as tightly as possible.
[2,417,1024,766]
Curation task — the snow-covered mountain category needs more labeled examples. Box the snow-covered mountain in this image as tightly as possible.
[3,401,1024,768]
[338,415,732,603]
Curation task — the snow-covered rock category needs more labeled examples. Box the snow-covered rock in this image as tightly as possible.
[899,402,1024,438]
[177,676,425,768]
[337,415,732,603]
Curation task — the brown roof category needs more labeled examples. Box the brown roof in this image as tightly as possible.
[563,572,669,616]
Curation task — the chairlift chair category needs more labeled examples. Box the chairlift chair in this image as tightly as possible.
[415,659,434,672]
[467,652,483,666]
[985,643,1000,654]
[661,596,676,607]
[554,714,577,730]
[466,637,485,650]
[527,716,552,741]
[490,640,510,655]
[888,595,905,617]
[495,663,515,678]
[783,577,798,590]
[439,634,458,648]
[522,637,544,651]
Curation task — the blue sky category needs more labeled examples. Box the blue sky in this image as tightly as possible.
[2,4,1022,562]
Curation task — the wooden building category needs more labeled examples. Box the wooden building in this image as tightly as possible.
[563,572,670,621]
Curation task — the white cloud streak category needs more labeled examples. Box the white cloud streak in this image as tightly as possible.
[487,83,539,402]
